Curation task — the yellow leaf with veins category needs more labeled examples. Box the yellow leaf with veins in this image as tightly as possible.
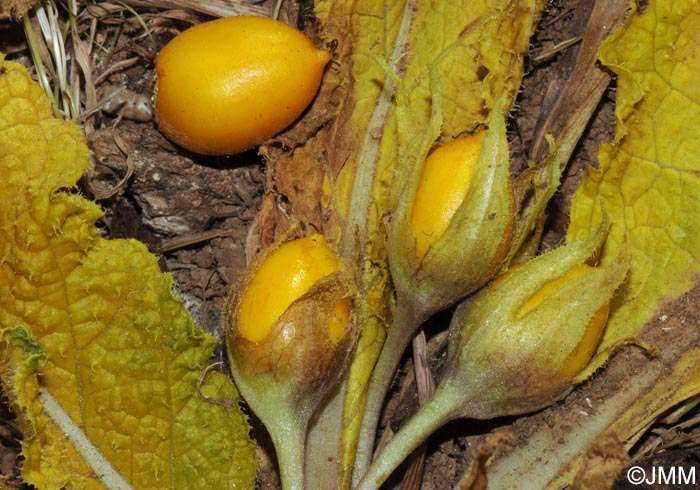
[0,56,256,490]
[568,0,700,360]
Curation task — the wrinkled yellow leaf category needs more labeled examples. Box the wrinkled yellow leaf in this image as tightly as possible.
[0,56,256,489]
[568,0,700,358]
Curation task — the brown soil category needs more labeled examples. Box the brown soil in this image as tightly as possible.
[1,0,699,489]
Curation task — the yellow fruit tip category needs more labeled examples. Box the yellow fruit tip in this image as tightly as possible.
[410,132,486,263]
[558,302,610,380]
[328,298,351,344]
[236,233,342,344]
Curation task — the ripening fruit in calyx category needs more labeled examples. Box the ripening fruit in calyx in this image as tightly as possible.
[155,16,331,156]
[410,130,487,262]
[226,234,354,400]
[224,234,355,490]
[388,98,514,320]
[442,229,626,418]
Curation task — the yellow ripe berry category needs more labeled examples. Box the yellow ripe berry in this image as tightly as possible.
[517,264,610,379]
[155,16,331,156]
[410,131,487,262]
[237,234,349,343]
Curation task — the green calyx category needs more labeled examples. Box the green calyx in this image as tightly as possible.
[388,97,514,318]
[444,227,628,418]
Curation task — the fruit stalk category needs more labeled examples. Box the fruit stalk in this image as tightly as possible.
[354,383,461,490]
[352,301,427,483]
[266,411,308,490]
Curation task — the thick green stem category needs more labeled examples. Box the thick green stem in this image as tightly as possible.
[354,385,458,490]
[305,378,346,489]
[268,414,308,490]
[352,303,425,484]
